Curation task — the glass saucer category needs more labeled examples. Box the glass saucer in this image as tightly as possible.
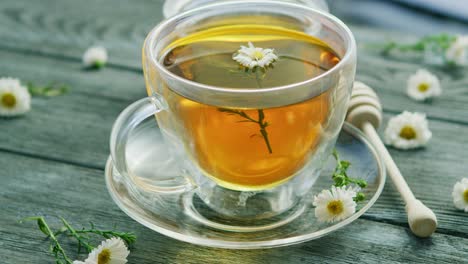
[105,122,385,249]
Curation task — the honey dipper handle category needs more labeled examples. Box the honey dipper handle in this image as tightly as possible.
[361,122,437,237]
[361,122,415,202]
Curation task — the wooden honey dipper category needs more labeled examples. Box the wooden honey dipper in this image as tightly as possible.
[346,81,437,238]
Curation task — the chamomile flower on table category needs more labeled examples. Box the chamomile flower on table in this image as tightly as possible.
[232,42,278,69]
[76,237,129,264]
[407,69,441,102]
[445,35,468,66]
[83,46,108,69]
[313,186,357,223]
[452,178,468,212]
[0,77,31,117]
[384,111,432,150]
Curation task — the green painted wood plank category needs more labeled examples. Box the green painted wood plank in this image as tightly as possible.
[357,54,468,125]
[0,0,163,68]
[1,151,467,264]
[0,50,146,169]
[369,115,468,237]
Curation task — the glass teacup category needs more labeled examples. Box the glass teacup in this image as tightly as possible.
[110,1,356,225]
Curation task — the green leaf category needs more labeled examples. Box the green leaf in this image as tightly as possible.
[27,82,70,97]
[331,149,368,202]
[37,218,51,236]
[353,192,366,202]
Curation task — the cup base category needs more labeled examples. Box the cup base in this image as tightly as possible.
[183,192,305,232]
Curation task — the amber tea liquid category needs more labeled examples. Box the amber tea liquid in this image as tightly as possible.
[153,24,340,191]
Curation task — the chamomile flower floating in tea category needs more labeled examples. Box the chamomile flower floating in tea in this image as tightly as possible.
[83,46,108,69]
[452,178,468,212]
[0,77,31,116]
[313,186,357,223]
[223,42,279,154]
[445,35,468,65]
[78,237,129,264]
[384,111,432,150]
[407,69,441,102]
[232,42,278,69]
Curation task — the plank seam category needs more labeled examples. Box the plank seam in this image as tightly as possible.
[360,215,468,239]
[0,147,104,171]
[0,44,142,74]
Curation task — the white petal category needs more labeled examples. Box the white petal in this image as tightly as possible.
[233,42,277,69]
[452,178,468,211]
[233,54,254,67]
[85,237,129,264]
[73,260,96,264]
[406,69,442,101]
[0,77,31,116]
[313,186,357,223]
[83,46,108,67]
[445,35,468,65]
[384,111,431,149]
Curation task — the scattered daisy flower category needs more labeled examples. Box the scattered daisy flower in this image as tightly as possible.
[407,69,441,101]
[233,42,277,69]
[313,186,357,223]
[83,46,108,68]
[445,35,468,65]
[81,237,129,264]
[384,111,432,150]
[0,77,31,117]
[452,178,468,212]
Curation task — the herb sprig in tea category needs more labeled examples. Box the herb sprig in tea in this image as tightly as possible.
[218,42,278,154]
[218,107,272,153]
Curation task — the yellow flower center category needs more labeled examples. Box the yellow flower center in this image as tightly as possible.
[464,189,468,203]
[1,93,16,108]
[252,50,264,60]
[98,249,111,264]
[327,200,344,215]
[417,83,430,92]
[399,126,417,140]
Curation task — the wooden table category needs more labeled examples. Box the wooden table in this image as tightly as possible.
[1,1,467,263]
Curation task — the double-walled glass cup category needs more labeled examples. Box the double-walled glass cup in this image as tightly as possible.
[111,1,356,228]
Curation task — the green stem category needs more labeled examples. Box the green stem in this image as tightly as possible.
[22,217,73,264]
[253,71,273,153]
[331,149,368,200]
[255,70,263,88]
[75,228,136,245]
[257,109,272,154]
[224,68,273,153]
[60,217,94,253]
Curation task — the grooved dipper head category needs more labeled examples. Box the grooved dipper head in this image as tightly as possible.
[346,81,383,129]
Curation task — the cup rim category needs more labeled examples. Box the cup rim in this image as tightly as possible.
[145,0,356,95]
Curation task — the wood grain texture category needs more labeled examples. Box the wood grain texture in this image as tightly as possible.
[1,151,468,264]
[1,0,468,263]
[0,0,162,68]
[0,49,146,169]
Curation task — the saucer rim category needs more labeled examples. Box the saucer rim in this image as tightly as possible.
[105,122,386,249]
